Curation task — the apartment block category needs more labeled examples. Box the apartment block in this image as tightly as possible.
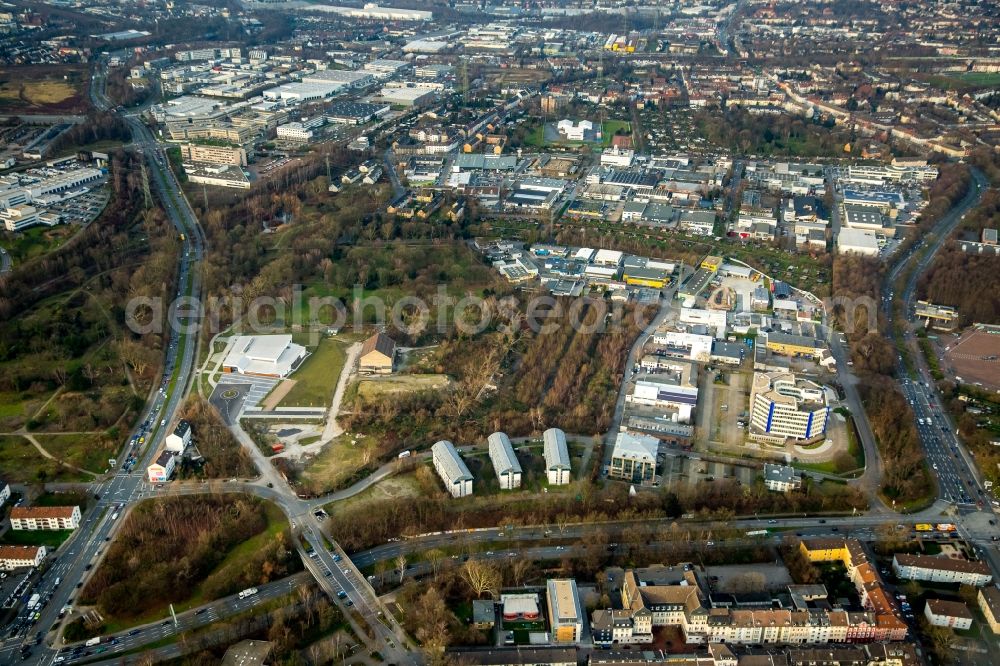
[10,505,81,531]
[487,432,522,490]
[431,440,473,498]
[892,553,993,586]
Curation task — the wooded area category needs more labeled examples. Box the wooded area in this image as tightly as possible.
[326,474,866,554]
[694,107,854,157]
[338,299,649,478]
[833,252,930,504]
[0,150,175,437]
[80,495,297,620]
[178,396,257,479]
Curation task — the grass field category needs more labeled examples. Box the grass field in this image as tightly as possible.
[602,120,632,146]
[1,225,76,264]
[279,337,348,408]
[0,80,76,105]
[927,71,1000,90]
[0,435,91,483]
[299,434,379,494]
[356,374,450,399]
[0,528,74,549]
[327,470,422,511]
[36,433,114,475]
[0,66,86,111]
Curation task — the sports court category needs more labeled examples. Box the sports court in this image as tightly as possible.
[943,324,1000,389]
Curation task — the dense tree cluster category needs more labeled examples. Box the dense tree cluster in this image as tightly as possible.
[80,495,296,619]
[832,253,931,503]
[918,245,1000,325]
[0,151,174,432]
[338,300,650,480]
[178,396,257,479]
[694,108,854,157]
[103,69,152,108]
[49,112,131,154]
[326,475,866,554]
[917,153,1000,325]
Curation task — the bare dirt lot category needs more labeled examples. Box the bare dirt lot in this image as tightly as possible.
[942,327,1000,390]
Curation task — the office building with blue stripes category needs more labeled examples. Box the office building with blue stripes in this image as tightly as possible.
[749,371,829,445]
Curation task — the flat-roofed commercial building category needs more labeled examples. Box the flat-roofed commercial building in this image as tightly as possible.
[546,579,584,644]
[10,506,81,531]
[377,86,435,107]
[0,204,40,232]
[326,101,389,124]
[837,228,880,257]
[749,371,829,445]
[186,164,251,190]
[432,440,473,498]
[487,432,522,490]
[181,143,247,166]
[763,463,802,492]
[543,428,571,485]
[915,300,959,331]
[302,69,374,89]
[223,335,307,378]
[609,432,659,485]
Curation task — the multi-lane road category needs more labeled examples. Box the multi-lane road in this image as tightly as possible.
[883,168,989,510]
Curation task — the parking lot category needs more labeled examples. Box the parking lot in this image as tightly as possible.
[47,189,110,227]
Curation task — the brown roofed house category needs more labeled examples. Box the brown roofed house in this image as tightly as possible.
[359,332,396,375]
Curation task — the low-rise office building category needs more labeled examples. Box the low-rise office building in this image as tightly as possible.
[432,440,473,498]
[180,143,247,166]
[166,419,192,453]
[609,432,659,484]
[763,464,802,492]
[749,371,829,445]
[547,579,584,644]
[488,432,522,490]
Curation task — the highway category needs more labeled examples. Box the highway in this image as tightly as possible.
[49,574,311,665]
[0,61,212,666]
[883,167,988,511]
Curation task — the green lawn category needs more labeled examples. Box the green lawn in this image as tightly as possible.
[1,529,74,549]
[927,71,1000,90]
[602,120,632,146]
[0,435,91,483]
[280,336,348,408]
[299,433,377,495]
[36,433,114,474]
[524,123,545,147]
[0,224,76,263]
